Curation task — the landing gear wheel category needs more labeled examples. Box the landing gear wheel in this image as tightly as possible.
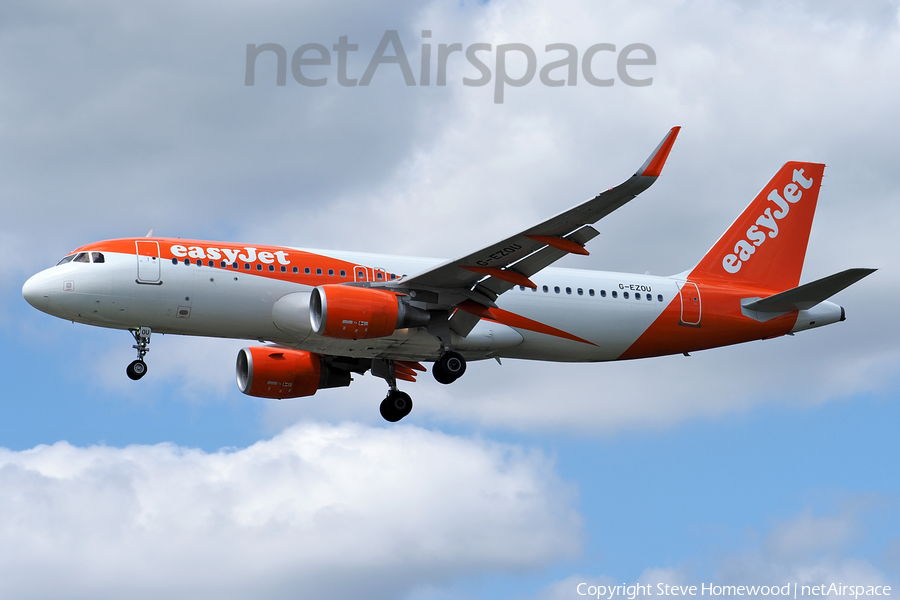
[127,327,152,381]
[380,391,413,422]
[433,351,466,385]
[126,360,148,381]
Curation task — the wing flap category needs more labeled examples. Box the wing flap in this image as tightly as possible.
[475,226,601,297]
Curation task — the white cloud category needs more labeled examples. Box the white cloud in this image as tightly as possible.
[714,511,892,590]
[532,503,895,600]
[0,422,580,600]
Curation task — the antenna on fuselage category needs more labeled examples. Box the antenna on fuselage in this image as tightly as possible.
[145,229,154,238]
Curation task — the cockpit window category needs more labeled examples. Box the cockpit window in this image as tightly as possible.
[56,255,75,266]
[73,252,90,263]
[91,252,105,263]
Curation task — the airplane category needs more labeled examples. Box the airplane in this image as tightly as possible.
[22,127,875,422]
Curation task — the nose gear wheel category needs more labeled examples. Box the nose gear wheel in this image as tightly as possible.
[127,327,151,380]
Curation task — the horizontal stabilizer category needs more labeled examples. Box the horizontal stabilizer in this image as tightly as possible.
[742,268,876,313]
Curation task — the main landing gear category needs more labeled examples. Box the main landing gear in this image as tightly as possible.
[126,327,151,381]
[372,352,468,422]
[380,390,412,423]
[432,351,466,384]
[372,359,414,422]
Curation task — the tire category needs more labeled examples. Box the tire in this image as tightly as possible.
[380,391,412,422]
[433,352,466,384]
[126,360,147,381]
[432,361,454,384]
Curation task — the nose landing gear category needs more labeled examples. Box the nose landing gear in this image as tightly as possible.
[127,327,151,381]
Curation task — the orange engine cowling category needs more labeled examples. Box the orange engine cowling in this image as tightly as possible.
[236,346,350,399]
[310,285,429,340]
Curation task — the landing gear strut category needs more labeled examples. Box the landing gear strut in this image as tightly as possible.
[433,351,466,384]
[127,327,151,381]
[371,358,414,422]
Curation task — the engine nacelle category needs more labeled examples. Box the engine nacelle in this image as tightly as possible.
[309,285,430,340]
[236,346,350,399]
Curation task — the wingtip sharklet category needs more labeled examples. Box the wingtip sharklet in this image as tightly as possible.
[637,126,681,178]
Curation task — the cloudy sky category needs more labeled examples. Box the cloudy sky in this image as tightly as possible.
[1,0,898,598]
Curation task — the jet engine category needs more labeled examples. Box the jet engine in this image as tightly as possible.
[309,285,430,340]
[236,346,350,399]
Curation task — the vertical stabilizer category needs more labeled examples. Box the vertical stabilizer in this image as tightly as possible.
[689,162,825,291]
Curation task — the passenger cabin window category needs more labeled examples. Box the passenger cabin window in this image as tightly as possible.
[56,255,76,266]
[73,252,90,263]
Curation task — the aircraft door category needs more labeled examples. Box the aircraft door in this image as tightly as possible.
[135,241,161,284]
[679,281,701,326]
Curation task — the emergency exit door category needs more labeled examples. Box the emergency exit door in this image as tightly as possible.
[679,281,701,326]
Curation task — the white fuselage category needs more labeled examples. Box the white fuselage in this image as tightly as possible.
[23,247,683,362]
[22,244,841,365]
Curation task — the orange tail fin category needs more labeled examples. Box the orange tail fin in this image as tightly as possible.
[689,161,825,292]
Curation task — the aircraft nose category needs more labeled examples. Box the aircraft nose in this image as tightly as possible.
[22,272,51,312]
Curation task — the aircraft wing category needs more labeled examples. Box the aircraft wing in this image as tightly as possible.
[392,127,681,305]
